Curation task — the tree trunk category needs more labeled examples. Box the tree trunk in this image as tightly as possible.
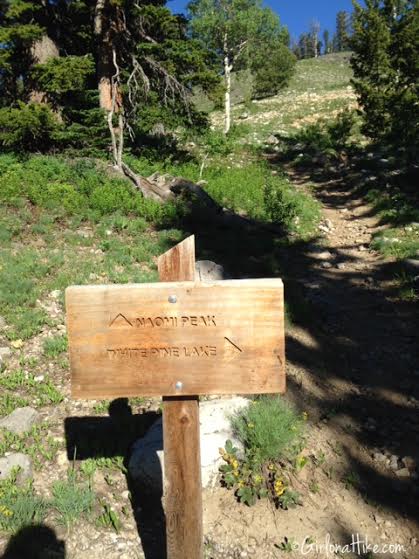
[224,54,232,135]
[29,35,59,104]
[94,0,113,111]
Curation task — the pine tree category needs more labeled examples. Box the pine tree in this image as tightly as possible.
[335,10,350,51]
[0,1,217,163]
[351,0,418,162]
[323,29,331,54]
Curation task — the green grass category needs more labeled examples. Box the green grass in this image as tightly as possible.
[51,470,94,529]
[0,471,47,533]
[231,396,306,466]
[289,52,353,93]
[0,425,61,469]
[366,189,419,260]
[43,335,68,358]
[0,370,64,407]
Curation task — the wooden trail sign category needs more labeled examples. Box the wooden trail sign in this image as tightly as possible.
[65,235,285,559]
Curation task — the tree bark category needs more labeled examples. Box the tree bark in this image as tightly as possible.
[29,35,59,104]
[223,32,232,135]
[94,0,113,111]
[224,55,232,134]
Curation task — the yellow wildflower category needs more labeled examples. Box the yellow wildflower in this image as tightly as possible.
[267,464,276,471]
[274,479,285,496]
[231,459,239,470]
[303,411,308,421]
[253,475,263,484]
[247,422,255,429]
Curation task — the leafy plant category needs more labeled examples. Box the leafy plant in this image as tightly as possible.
[264,176,320,239]
[0,469,47,533]
[97,501,121,533]
[51,469,94,529]
[43,335,68,358]
[231,397,306,466]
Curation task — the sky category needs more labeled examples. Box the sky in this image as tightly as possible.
[168,0,355,41]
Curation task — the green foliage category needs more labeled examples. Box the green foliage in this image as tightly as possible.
[0,394,30,417]
[43,335,68,358]
[351,1,419,162]
[0,425,61,470]
[0,103,60,152]
[231,397,306,466]
[263,175,321,239]
[0,470,47,533]
[219,435,303,508]
[51,470,94,529]
[97,501,121,533]
[0,155,179,225]
[250,42,296,99]
[290,109,357,157]
[366,187,419,259]
[188,0,293,129]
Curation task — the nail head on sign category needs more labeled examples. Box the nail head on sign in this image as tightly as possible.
[168,295,177,304]
[175,381,183,390]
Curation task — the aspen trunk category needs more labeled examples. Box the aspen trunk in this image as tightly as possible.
[224,54,232,135]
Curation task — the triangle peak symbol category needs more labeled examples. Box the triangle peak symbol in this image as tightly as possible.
[109,313,133,328]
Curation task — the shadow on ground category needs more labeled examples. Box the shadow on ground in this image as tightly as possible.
[65,399,166,559]
[179,153,419,524]
[0,525,65,559]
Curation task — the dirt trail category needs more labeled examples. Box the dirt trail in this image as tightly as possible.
[202,170,419,558]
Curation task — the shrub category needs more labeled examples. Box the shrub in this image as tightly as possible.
[292,109,357,157]
[51,470,94,529]
[231,396,306,466]
[251,42,297,99]
[0,103,60,152]
[0,470,47,533]
[264,176,320,238]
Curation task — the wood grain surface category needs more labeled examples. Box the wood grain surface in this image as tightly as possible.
[66,275,285,398]
[159,235,203,559]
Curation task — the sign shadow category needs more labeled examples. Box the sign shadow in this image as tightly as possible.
[64,398,166,559]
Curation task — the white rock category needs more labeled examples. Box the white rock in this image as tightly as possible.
[0,406,41,434]
[128,397,249,493]
[0,453,32,481]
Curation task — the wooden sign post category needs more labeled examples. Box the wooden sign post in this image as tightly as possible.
[66,235,285,559]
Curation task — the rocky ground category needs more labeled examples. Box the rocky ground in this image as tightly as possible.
[1,157,417,559]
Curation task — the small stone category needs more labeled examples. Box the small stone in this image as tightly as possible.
[402,456,416,471]
[265,134,279,146]
[0,407,41,434]
[389,455,399,471]
[373,452,387,463]
[121,490,130,500]
[384,520,392,527]
[321,262,333,269]
[337,263,346,270]
[56,450,68,468]
[359,245,367,252]
[0,453,32,482]
[0,347,12,359]
[34,375,45,382]
[316,251,333,261]
[50,290,61,299]
[395,468,410,478]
